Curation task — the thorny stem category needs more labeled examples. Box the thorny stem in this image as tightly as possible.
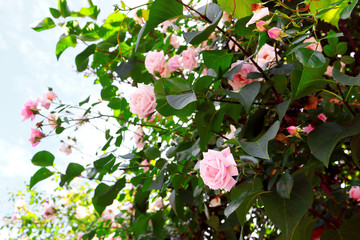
[175,0,283,103]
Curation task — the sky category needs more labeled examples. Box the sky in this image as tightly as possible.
[0,0,144,219]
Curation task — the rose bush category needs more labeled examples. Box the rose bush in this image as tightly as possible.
[5,0,360,239]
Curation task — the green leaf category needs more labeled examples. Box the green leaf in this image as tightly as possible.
[97,178,126,206]
[30,168,54,189]
[276,171,294,199]
[295,48,326,68]
[224,191,248,218]
[262,174,314,240]
[92,183,111,215]
[137,0,182,47]
[224,81,261,111]
[321,218,360,240]
[154,78,196,117]
[308,118,360,167]
[114,57,136,80]
[79,5,100,20]
[144,147,161,160]
[75,44,96,72]
[151,211,166,237]
[218,0,261,19]
[276,216,316,240]
[58,0,71,17]
[240,121,280,159]
[277,100,290,121]
[237,190,267,225]
[31,17,56,32]
[193,76,214,97]
[183,4,223,45]
[79,96,90,106]
[49,8,61,18]
[336,42,348,55]
[94,154,116,175]
[202,50,232,75]
[31,151,55,167]
[56,34,77,60]
[166,92,197,110]
[340,0,358,19]
[333,68,360,85]
[309,0,349,27]
[60,163,85,186]
[323,45,336,57]
[341,56,355,65]
[101,85,118,101]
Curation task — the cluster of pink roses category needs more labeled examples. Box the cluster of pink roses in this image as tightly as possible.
[21,91,58,146]
[145,47,198,78]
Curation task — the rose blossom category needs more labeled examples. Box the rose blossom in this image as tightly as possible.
[304,37,323,52]
[209,197,221,207]
[246,4,269,27]
[134,128,146,149]
[130,83,157,119]
[181,47,198,71]
[141,159,150,173]
[349,186,360,201]
[21,99,39,121]
[302,124,314,134]
[317,113,327,122]
[59,143,72,155]
[199,147,238,191]
[40,91,58,109]
[29,128,45,147]
[170,34,180,49]
[287,126,298,135]
[268,27,281,39]
[47,114,58,129]
[145,50,170,78]
[42,202,56,219]
[256,43,277,68]
[256,21,267,32]
[228,60,259,91]
[161,20,172,33]
[168,55,182,72]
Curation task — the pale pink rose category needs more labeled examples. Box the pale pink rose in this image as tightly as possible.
[199,147,239,191]
[133,13,144,25]
[209,197,221,207]
[154,198,163,209]
[40,98,51,109]
[130,83,157,119]
[170,35,180,49]
[145,50,169,77]
[29,128,45,147]
[302,124,314,134]
[246,5,269,27]
[77,233,85,240]
[223,125,236,140]
[304,37,323,52]
[325,62,346,77]
[256,21,267,32]
[102,204,120,221]
[42,203,56,219]
[317,113,327,122]
[287,126,298,135]
[349,186,360,201]
[21,99,39,121]
[47,114,58,129]
[141,159,150,172]
[134,128,146,149]
[268,27,281,39]
[59,143,72,155]
[161,20,172,33]
[43,91,57,101]
[181,47,198,72]
[256,43,277,68]
[168,55,182,72]
[228,60,259,91]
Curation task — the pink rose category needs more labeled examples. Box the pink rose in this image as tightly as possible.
[77,233,85,240]
[246,4,269,27]
[170,34,180,49]
[141,159,150,173]
[181,47,198,72]
[256,43,277,68]
[47,114,58,129]
[302,124,314,134]
[349,186,360,201]
[268,27,281,39]
[256,21,267,32]
[161,20,172,33]
[168,55,182,72]
[304,37,323,52]
[228,60,259,91]
[59,143,72,155]
[29,128,45,147]
[317,113,327,123]
[21,99,39,121]
[153,198,163,209]
[43,91,57,101]
[130,84,157,119]
[134,128,146,149]
[199,147,239,191]
[286,126,298,135]
[145,50,170,78]
[42,203,56,219]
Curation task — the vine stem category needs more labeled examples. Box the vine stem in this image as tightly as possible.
[337,84,356,116]
[174,0,283,103]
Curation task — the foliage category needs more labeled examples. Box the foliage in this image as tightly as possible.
[5,0,360,239]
